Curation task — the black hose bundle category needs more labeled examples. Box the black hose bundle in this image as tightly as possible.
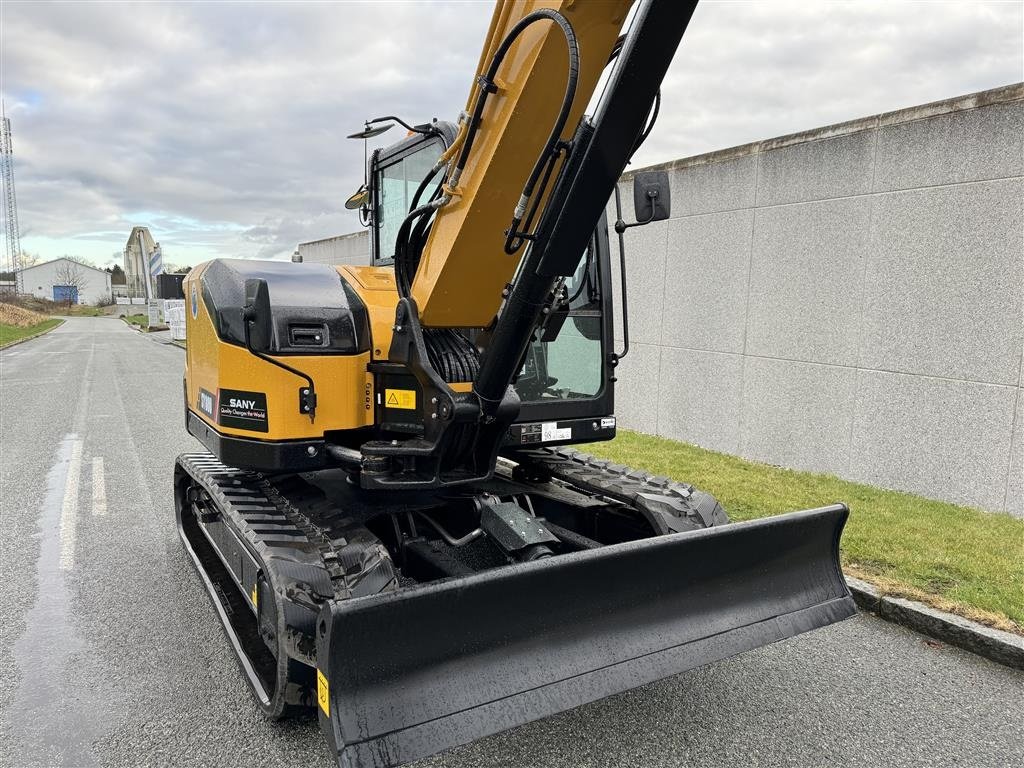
[393,166,444,299]
[607,35,661,160]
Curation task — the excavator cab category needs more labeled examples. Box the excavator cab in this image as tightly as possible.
[365,124,618,450]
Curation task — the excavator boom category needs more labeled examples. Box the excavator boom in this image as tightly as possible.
[410,0,630,327]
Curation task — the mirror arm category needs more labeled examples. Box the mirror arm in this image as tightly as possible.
[242,307,318,420]
[610,185,630,364]
[614,189,659,233]
[367,115,439,137]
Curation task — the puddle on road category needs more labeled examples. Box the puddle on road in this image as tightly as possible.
[9,434,104,767]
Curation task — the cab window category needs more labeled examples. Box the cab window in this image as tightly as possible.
[374,141,443,263]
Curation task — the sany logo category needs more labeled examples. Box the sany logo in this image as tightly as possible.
[229,398,256,409]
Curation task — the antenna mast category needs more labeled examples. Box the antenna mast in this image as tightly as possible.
[1,101,24,294]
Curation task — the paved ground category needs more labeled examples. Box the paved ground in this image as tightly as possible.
[1,316,1022,768]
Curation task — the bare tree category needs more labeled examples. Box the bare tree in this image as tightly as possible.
[53,261,87,306]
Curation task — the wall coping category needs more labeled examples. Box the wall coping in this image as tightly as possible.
[624,82,1023,177]
[298,230,367,248]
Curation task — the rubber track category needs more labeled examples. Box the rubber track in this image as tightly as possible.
[512,446,729,532]
[178,453,397,611]
[259,474,398,599]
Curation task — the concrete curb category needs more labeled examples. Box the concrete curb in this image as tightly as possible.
[845,575,1024,670]
[0,318,65,350]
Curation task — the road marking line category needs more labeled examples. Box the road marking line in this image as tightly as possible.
[91,457,107,517]
[59,439,83,570]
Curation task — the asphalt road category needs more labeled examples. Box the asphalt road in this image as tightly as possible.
[1,316,1021,768]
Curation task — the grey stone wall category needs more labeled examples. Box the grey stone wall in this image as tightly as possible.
[609,83,1023,517]
[298,231,369,266]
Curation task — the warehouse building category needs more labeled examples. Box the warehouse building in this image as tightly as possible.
[19,257,112,305]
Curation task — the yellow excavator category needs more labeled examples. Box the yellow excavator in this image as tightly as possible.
[174,1,855,766]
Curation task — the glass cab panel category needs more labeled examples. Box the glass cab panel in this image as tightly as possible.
[373,140,443,263]
[516,245,604,402]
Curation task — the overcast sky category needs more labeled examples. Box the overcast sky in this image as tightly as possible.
[3,0,1022,268]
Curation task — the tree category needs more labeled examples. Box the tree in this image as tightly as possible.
[53,261,88,306]
[106,264,127,285]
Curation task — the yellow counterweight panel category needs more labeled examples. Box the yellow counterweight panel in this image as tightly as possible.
[183,266,374,441]
[337,265,473,392]
[337,265,398,360]
[411,0,632,328]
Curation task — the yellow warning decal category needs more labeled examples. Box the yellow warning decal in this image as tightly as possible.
[317,669,330,716]
[250,583,258,607]
[385,389,416,410]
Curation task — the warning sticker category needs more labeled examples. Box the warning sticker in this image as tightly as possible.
[541,422,572,442]
[218,388,269,433]
[385,389,416,410]
[317,669,330,716]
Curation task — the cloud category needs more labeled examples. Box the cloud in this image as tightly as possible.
[3,0,1021,266]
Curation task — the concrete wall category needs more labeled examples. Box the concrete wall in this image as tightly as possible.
[609,83,1023,517]
[20,258,112,305]
[298,231,369,266]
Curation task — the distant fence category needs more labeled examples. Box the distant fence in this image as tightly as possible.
[609,83,1023,516]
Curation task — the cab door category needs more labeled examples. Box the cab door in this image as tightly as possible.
[508,213,617,446]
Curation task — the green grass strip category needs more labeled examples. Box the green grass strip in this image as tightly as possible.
[121,313,149,329]
[587,430,1024,632]
[0,318,64,348]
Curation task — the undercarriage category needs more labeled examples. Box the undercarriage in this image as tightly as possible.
[174,450,854,768]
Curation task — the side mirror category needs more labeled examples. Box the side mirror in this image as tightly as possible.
[632,170,670,224]
[243,278,273,353]
[610,170,672,365]
[345,184,370,210]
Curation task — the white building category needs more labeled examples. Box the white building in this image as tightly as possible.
[19,257,112,305]
[297,231,369,266]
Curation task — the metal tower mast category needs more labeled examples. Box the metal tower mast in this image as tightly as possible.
[1,102,24,293]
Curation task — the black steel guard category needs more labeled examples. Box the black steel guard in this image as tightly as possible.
[315,505,855,768]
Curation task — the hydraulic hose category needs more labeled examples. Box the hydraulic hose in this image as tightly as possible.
[441,9,580,254]
[394,164,446,297]
[498,11,580,254]
[393,9,580,296]
[607,34,661,160]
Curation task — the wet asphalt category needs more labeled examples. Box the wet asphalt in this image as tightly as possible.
[0,316,1021,768]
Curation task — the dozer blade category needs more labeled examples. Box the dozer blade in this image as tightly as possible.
[316,504,855,768]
